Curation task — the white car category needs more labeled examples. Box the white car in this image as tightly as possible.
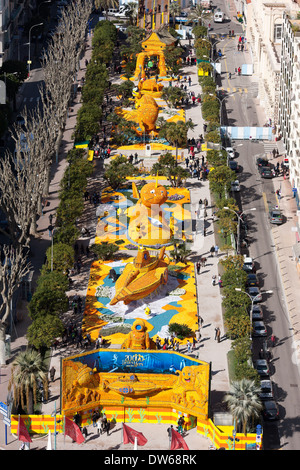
[231,180,240,192]
[226,147,235,159]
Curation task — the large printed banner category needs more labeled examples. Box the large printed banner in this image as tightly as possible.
[70,349,205,375]
[221,126,274,140]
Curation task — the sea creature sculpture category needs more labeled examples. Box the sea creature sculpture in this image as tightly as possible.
[110,248,168,306]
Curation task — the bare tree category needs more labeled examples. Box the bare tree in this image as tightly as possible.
[0,245,30,365]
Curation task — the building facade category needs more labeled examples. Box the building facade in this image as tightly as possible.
[278,9,300,207]
[245,0,292,127]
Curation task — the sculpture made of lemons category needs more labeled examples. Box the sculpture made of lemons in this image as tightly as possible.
[135,94,159,134]
[121,319,151,350]
[138,78,163,97]
[110,246,168,306]
[128,180,173,246]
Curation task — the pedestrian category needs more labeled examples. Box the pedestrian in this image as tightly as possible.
[199,316,204,328]
[177,416,184,435]
[49,213,53,225]
[271,334,276,347]
[195,329,201,343]
[97,419,102,435]
[196,261,201,274]
[216,328,221,343]
[50,366,56,382]
[92,410,99,427]
[105,420,111,436]
[214,327,220,340]
[241,44,244,52]
[214,245,219,256]
[188,76,192,86]
[167,425,173,447]
[237,43,240,51]
[212,275,216,286]
[218,274,222,287]
[82,426,88,440]
[48,224,53,237]
[210,246,215,257]
[187,339,191,353]
[192,337,197,350]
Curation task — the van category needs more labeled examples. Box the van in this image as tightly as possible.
[214,11,225,22]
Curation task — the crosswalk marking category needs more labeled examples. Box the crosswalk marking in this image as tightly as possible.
[219,87,249,94]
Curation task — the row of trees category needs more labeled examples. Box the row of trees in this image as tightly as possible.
[0,0,93,365]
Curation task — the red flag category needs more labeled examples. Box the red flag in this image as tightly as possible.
[18,416,32,443]
[123,423,147,446]
[64,417,85,444]
[170,427,189,450]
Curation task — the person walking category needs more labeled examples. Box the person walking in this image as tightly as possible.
[210,246,215,257]
[214,245,219,256]
[214,327,220,340]
[167,425,173,447]
[50,366,56,382]
[177,416,184,435]
[196,261,201,274]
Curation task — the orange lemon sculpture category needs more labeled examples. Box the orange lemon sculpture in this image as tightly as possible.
[110,246,168,306]
[127,179,173,246]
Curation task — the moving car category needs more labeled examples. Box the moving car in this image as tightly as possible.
[251,305,263,321]
[259,380,273,400]
[256,157,270,168]
[254,359,269,377]
[226,147,235,159]
[260,166,273,178]
[231,180,240,192]
[247,286,262,302]
[262,400,279,421]
[269,207,283,225]
[214,11,225,22]
[252,320,267,337]
[229,160,239,172]
[246,274,259,287]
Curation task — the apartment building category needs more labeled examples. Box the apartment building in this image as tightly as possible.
[278,9,300,208]
[245,0,295,127]
[0,0,34,67]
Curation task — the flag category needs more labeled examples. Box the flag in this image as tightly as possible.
[17,415,32,443]
[47,430,52,450]
[123,423,147,446]
[64,417,85,444]
[170,428,189,450]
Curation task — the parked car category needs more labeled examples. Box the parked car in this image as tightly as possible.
[229,160,239,172]
[260,166,273,178]
[251,305,263,321]
[256,157,270,168]
[252,320,267,337]
[16,115,25,127]
[243,256,255,272]
[259,380,274,400]
[247,286,262,302]
[231,180,240,192]
[246,274,259,287]
[269,207,283,225]
[226,147,235,159]
[254,359,269,377]
[262,400,279,420]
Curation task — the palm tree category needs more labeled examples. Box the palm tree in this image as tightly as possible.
[95,0,119,20]
[169,1,181,28]
[124,1,138,25]
[159,120,195,164]
[9,349,49,414]
[187,4,211,25]
[224,378,262,435]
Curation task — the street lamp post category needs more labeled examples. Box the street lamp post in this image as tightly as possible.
[28,22,43,77]
[223,207,256,254]
[235,288,273,339]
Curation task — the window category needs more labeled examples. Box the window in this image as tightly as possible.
[274,24,282,42]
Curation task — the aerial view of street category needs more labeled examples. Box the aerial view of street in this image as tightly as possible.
[0,0,300,456]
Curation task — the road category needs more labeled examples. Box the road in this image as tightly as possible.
[213,1,300,449]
